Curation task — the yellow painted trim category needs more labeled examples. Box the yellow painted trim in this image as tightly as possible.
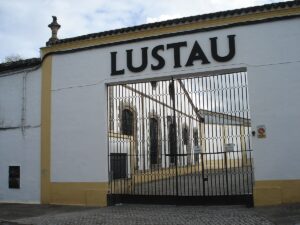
[41,7,300,55]
[50,182,108,206]
[254,179,300,206]
[41,56,52,204]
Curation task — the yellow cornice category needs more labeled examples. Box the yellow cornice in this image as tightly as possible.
[41,7,300,56]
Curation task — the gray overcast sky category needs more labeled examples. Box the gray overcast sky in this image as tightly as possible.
[0,0,287,62]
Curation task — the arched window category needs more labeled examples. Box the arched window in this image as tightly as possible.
[193,128,199,146]
[121,109,134,135]
[150,118,158,165]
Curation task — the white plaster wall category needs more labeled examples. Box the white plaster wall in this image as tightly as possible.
[51,18,300,182]
[0,69,41,203]
[248,63,300,180]
[51,83,107,181]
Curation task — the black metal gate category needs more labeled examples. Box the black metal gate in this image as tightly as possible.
[107,71,253,206]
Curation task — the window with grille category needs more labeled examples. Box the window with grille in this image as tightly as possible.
[121,109,134,135]
[9,166,20,189]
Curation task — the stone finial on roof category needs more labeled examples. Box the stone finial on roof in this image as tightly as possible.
[46,16,61,46]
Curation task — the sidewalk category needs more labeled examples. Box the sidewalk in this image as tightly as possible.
[0,203,299,225]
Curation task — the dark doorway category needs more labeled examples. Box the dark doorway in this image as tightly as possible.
[110,153,127,180]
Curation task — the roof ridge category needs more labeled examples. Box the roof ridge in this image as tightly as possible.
[52,0,299,45]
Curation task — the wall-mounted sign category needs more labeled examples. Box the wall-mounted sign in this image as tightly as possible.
[257,125,266,138]
[225,143,235,152]
[111,35,236,75]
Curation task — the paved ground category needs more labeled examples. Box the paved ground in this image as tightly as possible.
[130,167,253,196]
[0,203,299,225]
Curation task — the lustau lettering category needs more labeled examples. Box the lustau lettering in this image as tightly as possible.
[111,35,235,75]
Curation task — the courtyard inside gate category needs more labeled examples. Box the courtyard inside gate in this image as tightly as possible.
[107,71,253,206]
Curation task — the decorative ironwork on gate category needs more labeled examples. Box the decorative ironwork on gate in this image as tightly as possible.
[107,71,253,206]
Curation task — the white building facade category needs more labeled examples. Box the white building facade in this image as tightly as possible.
[0,1,300,206]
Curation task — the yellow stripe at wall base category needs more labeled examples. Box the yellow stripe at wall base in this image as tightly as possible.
[254,180,300,206]
[49,182,109,207]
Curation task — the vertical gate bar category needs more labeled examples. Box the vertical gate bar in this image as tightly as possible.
[119,84,121,194]
[166,80,171,195]
[152,82,156,196]
[107,85,111,194]
[229,73,234,196]
[206,76,212,196]
[220,74,226,196]
[133,82,137,195]
[121,84,125,195]
[161,80,165,196]
[193,77,199,196]
[181,79,186,196]
[157,80,161,195]
[200,76,206,197]
[130,83,133,195]
[238,72,246,195]
[170,78,179,197]
[231,73,237,195]
[238,73,243,195]
[235,74,240,194]
[235,73,242,195]
[209,76,214,197]
[188,78,194,196]
[188,78,192,196]
[176,79,183,196]
[215,75,221,196]
[243,72,250,194]
[164,81,169,196]
[203,76,208,196]
[220,75,227,195]
[162,81,167,196]
[147,82,151,196]
[114,85,117,194]
[211,75,217,196]
[157,82,160,196]
[219,75,224,196]
[161,81,165,195]
[165,81,170,196]
[249,150,253,193]
[237,74,240,195]
[244,72,252,194]
[243,72,249,193]
[179,79,184,196]
[229,75,234,195]
[117,85,120,194]
[136,82,140,195]
[142,82,146,195]
[224,151,229,196]
[224,74,230,196]
[219,74,225,196]
[194,77,203,196]
[171,80,175,196]
[143,81,146,195]
[116,85,119,194]
[177,79,181,196]
[186,78,190,196]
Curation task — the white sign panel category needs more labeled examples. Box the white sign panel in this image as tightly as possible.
[224,143,235,152]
